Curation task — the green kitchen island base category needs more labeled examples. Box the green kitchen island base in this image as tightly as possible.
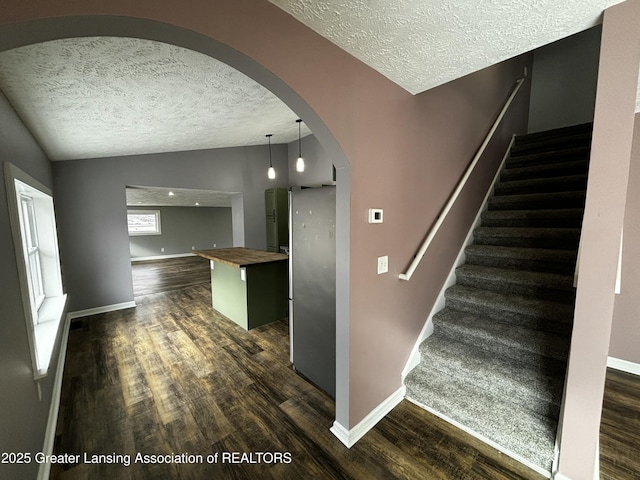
[195,248,288,330]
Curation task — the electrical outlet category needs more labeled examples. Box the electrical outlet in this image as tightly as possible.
[213,243,217,248]
[192,246,195,250]
[377,255,388,275]
[161,247,165,253]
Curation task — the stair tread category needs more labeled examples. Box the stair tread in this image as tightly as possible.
[500,159,589,181]
[404,123,588,474]
[483,208,584,220]
[513,123,592,147]
[465,244,578,261]
[494,173,587,194]
[456,263,574,290]
[405,360,557,471]
[474,226,580,238]
[445,284,574,324]
[464,244,578,274]
[506,145,590,168]
[488,190,586,209]
[433,307,571,363]
[417,334,565,407]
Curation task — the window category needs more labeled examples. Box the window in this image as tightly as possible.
[5,162,66,379]
[127,209,161,235]
[20,194,45,314]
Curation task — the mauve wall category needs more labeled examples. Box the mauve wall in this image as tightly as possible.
[610,113,640,365]
[0,0,532,436]
[556,0,640,478]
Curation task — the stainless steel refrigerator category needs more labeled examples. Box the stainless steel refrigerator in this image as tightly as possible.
[288,186,336,398]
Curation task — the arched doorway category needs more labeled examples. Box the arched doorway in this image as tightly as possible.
[0,13,351,430]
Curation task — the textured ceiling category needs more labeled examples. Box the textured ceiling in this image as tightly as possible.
[126,186,234,208]
[271,0,625,94]
[0,37,310,161]
[0,2,637,164]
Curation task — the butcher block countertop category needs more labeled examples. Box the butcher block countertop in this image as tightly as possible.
[195,247,288,268]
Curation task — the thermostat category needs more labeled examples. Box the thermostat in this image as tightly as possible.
[368,208,383,224]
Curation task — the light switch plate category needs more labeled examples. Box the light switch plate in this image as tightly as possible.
[377,255,389,274]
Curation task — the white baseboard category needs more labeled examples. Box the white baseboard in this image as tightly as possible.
[131,252,196,262]
[37,313,72,480]
[607,356,640,375]
[401,136,515,381]
[68,301,137,320]
[330,385,405,448]
[554,474,571,480]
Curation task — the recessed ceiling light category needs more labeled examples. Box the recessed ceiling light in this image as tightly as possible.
[168,191,175,196]
[195,202,200,206]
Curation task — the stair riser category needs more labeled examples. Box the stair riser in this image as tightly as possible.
[494,176,587,196]
[481,215,583,228]
[500,160,588,182]
[511,137,591,157]
[418,341,564,419]
[513,124,592,149]
[455,275,575,304]
[506,148,590,170]
[407,359,559,419]
[488,194,586,211]
[464,253,576,275]
[473,233,580,250]
[443,296,573,336]
[433,315,571,368]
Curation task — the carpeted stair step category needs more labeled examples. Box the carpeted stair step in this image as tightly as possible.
[464,244,578,275]
[417,335,564,418]
[499,159,589,182]
[455,264,575,303]
[405,357,558,471]
[506,145,590,170]
[433,308,571,370]
[488,190,586,210]
[493,173,587,196]
[444,285,574,334]
[473,226,580,249]
[481,208,584,228]
[512,123,592,152]
[404,122,591,475]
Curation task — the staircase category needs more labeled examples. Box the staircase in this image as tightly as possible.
[404,123,592,475]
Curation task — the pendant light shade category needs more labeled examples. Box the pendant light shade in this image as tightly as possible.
[295,119,305,173]
[266,134,276,180]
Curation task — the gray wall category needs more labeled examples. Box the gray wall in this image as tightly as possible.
[53,144,289,312]
[528,26,602,133]
[129,206,232,258]
[287,133,335,187]
[0,93,63,479]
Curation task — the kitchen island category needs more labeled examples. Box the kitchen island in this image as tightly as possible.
[195,247,288,330]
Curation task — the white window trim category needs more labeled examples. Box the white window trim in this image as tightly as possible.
[4,162,67,379]
[127,209,162,236]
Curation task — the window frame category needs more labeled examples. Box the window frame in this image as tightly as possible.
[127,209,162,236]
[4,162,67,379]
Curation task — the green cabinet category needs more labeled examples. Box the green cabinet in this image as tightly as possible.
[265,188,289,253]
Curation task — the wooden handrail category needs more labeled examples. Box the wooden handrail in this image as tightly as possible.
[399,78,525,281]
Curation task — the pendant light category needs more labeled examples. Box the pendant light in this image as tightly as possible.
[295,119,305,173]
[266,134,276,180]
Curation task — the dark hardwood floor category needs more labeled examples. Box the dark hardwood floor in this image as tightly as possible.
[49,257,639,479]
[131,255,210,297]
[600,369,640,480]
